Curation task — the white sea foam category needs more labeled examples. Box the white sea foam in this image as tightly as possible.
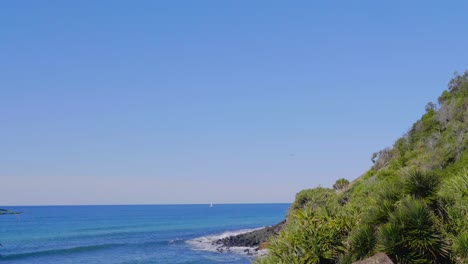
[186,228,268,256]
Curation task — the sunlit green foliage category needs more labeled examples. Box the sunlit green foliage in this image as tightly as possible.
[402,170,440,202]
[453,232,468,263]
[333,178,350,191]
[257,195,355,264]
[254,72,468,264]
[376,197,449,263]
[289,188,338,212]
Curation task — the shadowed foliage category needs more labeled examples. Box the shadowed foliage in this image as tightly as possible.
[376,197,449,263]
[348,225,376,261]
[402,170,441,202]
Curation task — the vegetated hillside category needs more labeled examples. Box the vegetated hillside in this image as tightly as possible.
[255,72,468,264]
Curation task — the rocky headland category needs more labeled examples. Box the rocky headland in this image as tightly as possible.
[213,220,285,255]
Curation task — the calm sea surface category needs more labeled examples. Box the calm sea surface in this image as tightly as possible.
[0,204,289,264]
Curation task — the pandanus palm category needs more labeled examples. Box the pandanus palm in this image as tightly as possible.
[376,197,449,264]
[402,169,441,203]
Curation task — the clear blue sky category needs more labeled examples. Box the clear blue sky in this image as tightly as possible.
[1,1,467,205]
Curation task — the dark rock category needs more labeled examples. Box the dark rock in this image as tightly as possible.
[215,220,285,248]
[353,253,394,264]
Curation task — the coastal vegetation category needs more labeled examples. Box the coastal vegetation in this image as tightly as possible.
[255,72,468,264]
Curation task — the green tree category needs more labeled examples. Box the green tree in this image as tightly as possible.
[333,178,350,191]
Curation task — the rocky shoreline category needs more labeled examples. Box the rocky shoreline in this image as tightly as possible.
[213,220,285,255]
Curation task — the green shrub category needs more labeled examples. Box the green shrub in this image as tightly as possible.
[453,232,468,263]
[376,197,449,263]
[333,178,350,191]
[348,224,376,260]
[289,187,337,212]
[256,203,352,264]
[402,170,441,203]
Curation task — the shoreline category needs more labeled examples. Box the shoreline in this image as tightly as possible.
[186,220,285,256]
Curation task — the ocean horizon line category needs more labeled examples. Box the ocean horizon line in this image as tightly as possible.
[0,202,292,207]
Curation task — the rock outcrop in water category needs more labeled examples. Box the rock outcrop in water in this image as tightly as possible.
[215,220,285,249]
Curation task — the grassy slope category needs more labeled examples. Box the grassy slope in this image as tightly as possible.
[255,72,468,264]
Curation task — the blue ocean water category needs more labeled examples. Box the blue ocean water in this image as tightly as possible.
[0,204,289,264]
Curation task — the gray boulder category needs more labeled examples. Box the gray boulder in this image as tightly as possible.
[353,253,394,264]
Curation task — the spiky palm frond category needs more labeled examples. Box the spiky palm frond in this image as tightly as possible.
[377,197,449,263]
[256,202,353,264]
[453,232,468,263]
[377,221,416,264]
[348,224,376,260]
[403,170,441,203]
[366,199,396,225]
[440,169,468,200]
[363,179,403,225]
